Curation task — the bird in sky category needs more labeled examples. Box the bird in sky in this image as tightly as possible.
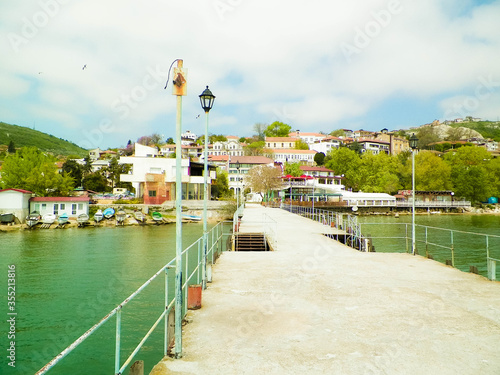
[196,114,200,119]
[82,64,87,70]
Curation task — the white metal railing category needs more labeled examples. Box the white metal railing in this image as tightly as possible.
[395,201,471,207]
[36,221,232,375]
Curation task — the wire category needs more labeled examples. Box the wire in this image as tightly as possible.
[164,59,181,90]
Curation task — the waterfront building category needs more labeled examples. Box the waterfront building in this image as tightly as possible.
[30,196,90,218]
[272,149,317,165]
[0,188,33,223]
[265,137,300,149]
[288,130,327,145]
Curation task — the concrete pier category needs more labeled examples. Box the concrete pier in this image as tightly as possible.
[151,204,500,375]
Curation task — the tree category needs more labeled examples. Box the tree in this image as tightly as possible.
[416,127,440,149]
[263,121,292,137]
[105,157,131,190]
[414,151,452,191]
[245,165,283,200]
[82,172,110,192]
[253,123,266,141]
[314,152,326,166]
[213,168,231,198]
[329,129,345,137]
[238,137,247,143]
[8,140,15,153]
[284,162,302,177]
[444,146,494,202]
[62,159,83,187]
[0,147,74,196]
[166,137,175,144]
[294,139,309,150]
[445,127,466,141]
[348,141,363,154]
[244,141,267,156]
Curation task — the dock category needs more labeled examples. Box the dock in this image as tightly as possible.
[151,204,500,374]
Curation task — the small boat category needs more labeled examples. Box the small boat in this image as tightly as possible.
[26,211,41,227]
[0,213,15,224]
[182,214,202,222]
[103,207,115,219]
[94,209,103,222]
[58,213,69,225]
[77,213,90,226]
[116,208,126,224]
[152,211,163,222]
[133,211,146,223]
[42,213,57,224]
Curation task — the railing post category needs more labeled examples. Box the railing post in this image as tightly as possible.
[425,227,428,258]
[115,308,122,374]
[164,267,169,356]
[488,259,496,281]
[450,231,455,267]
[198,240,201,285]
[405,224,409,253]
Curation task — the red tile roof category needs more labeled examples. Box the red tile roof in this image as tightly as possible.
[30,197,90,202]
[0,188,33,194]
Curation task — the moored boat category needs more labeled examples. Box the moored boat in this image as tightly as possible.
[94,209,103,222]
[133,210,145,222]
[0,212,15,224]
[103,207,115,219]
[42,213,57,224]
[182,214,202,222]
[152,211,163,222]
[26,211,41,227]
[58,213,69,225]
[77,213,90,226]
[116,208,126,224]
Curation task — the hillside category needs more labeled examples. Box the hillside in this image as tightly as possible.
[447,120,500,141]
[0,121,87,157]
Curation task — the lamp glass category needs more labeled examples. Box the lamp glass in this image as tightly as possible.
[199,86,215,112]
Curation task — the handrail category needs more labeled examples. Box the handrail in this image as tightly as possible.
[36,220,231,375]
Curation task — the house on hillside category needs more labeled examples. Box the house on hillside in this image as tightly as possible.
[228,156,275,197]
[265,137,299,149]
[0,189,33,223]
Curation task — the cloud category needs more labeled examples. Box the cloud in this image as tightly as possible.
[1,0,499,148]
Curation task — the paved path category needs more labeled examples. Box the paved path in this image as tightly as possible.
[151,204,500,375]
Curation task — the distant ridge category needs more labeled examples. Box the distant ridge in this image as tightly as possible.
[0,121,87,157]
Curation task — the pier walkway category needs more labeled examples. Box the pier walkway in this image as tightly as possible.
[151,204,500,375]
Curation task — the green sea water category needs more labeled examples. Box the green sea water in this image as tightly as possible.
[0,224,214,375]
[358,214,500,277]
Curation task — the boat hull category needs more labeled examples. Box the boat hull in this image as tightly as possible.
[0,213,15,223]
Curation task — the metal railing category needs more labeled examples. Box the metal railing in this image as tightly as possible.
[281,204,368,252]
[36,220,233,375]
[359,222,500,281]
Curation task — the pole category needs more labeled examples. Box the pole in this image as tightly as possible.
[412,148,416,255]
[173,60,185,358]
[202,110,209,290]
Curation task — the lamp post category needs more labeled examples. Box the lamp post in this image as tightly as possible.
[199,86,215,290]
[409,133,419,255]
[235,161,241,209]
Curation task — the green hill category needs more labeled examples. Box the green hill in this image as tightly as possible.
[448,120,500,141]
[0,121,87,157]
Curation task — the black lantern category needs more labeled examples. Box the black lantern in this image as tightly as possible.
[235,160,240,171]
[409,133,418,150]
[199,86,215,113]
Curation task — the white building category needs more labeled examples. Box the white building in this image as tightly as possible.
[271,149,317,165]
[357,138,390,154]
[0,188,33,223]
[181,130,197,145]
[209,137,244,157]
[289,131,327,145]
[30,196,90,217]
[310,137,343,155]
[228,156,275,197]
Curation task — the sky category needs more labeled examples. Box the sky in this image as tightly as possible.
[1,0,500,150]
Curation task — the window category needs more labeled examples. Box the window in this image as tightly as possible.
[60,204,65,210]
[53,204,58,214]
[78,204,83,210]
[42,203,46,210]
[149,190,157,197]
[72,204,77,215]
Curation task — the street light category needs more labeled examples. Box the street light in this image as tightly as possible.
[409,133,418,255]
[199,86,215,290]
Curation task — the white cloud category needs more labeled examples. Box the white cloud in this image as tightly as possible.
[1,0,499,148]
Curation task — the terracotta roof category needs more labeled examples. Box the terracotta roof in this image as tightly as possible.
[270,149,317,154]
[300,166,334,172]
[209,155,229,161]
[357,138,390,145]
[289,132,326,137]
[30,197,90,202]
[0,188,33,194]
[265,137,300,142]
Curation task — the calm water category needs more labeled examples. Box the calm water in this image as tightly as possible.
[0,224,213,375]
[358,214,500,277]
[1,215,498,374]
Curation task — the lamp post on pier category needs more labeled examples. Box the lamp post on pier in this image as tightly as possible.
[199,86,215,290]
[409,133,419,255]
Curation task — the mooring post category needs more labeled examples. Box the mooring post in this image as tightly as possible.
[129,360,144,375]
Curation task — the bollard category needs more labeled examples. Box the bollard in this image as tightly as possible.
[130,360,144,375]
[188,284,202,310]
